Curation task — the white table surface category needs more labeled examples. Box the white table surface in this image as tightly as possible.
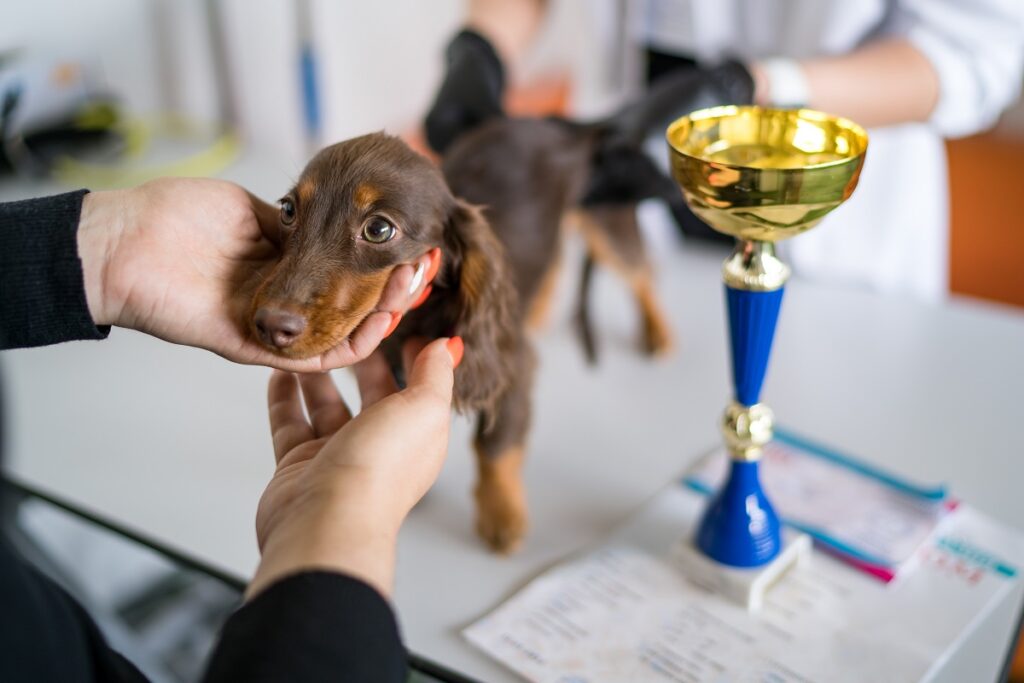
[3,149,1024,682]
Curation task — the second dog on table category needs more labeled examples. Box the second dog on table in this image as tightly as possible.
[249,124,672,554]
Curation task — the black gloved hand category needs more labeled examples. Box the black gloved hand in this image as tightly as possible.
[610,60,755,146]
[424,29,506,155]
[581,135,679,207]
[580,61,754,243]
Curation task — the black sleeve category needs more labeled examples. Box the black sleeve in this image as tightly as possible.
[0,541,407,683]
[203,571,408,683]
[0,190,110,350]
[0,538,149,683]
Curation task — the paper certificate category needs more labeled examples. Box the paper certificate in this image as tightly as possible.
[464,487,1024,683]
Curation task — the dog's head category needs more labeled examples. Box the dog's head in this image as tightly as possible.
[250,132,518,415]
[250,132,456,358]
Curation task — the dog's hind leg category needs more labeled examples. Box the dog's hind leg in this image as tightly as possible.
[632,273,673,357]
[473,344,535,554]
[577,205,674,357]
[525,255,562,332]
[574,251,599,364]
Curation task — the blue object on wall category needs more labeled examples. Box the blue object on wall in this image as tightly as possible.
[695,459,781,566]
[726,285,784,407]
[300,46,320,141]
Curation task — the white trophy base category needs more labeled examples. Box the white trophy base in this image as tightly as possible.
[671,532,812,611]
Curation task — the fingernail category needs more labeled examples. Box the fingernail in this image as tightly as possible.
[410,284,432,310]
[408,262,426,295]
[384,312,402,338]
[446,336,464,368]
[425,247,442,283]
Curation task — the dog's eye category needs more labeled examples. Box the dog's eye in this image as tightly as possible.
[280,199,296,226]
[362,217,397,244]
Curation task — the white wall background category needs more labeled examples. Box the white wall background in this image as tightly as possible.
[310,1,464,143]
[0,0,626,174]
[2,0,469,171]
[0,0,165,115]
[4,0,1024,164]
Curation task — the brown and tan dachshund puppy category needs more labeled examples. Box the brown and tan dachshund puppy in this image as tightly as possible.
[433,118,676,552]
[249,124,672,554]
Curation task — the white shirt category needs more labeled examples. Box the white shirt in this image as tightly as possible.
[575,0,1024,301]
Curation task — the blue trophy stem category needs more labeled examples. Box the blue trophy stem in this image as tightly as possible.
[725,285,784,407]
[695,248,787,568]
[696,460,782,566]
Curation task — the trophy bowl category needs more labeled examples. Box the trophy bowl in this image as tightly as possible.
[667,106,868,242]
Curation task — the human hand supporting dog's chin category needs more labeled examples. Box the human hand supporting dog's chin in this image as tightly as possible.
[249,337,462,600]
[76,177,433,372]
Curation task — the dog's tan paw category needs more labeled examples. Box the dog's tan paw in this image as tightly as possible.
[474,478,528,555]
[642,314,674,357]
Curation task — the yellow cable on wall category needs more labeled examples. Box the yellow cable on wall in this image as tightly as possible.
[50,113,241,189]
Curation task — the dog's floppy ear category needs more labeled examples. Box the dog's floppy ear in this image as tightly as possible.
[443,199,518,415]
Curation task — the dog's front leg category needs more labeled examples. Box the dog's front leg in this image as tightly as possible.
[472,345,535,554]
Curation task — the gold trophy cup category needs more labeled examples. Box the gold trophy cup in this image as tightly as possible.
[666,106,868,608]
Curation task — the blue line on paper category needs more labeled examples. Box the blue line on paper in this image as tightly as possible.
[938,537,1017,578]
[772,428,947,502]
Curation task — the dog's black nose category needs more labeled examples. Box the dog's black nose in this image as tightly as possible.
[254,307,307,349]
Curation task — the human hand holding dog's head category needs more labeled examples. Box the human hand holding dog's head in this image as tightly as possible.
[76,177,435,371]
[247,337,461,600]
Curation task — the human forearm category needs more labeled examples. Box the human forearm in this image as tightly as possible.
[466,0,547,65]
[206,570,406,683]
[0,190,109,349]
[754,38,940,129]
[246,495,398,601]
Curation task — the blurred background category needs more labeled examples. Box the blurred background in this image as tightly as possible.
[2,2,1024,681]
[2,0,1022,306]
[0,1,584,181]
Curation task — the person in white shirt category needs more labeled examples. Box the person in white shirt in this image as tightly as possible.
[426,0,1024,302]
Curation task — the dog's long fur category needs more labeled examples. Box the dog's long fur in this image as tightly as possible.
[249,114,674,553]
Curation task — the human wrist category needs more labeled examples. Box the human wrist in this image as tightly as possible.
[77,190,127,327]
[249,500,398,601]
[750,58,811,108]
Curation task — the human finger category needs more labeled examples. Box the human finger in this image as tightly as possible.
[401,336,430,377]
[316,310,395,370]
[267,370,315,462]
[296,372,352,438]
[404,337,459,405]
[238,308,396,373]
[376,249,439,314]
[410,248,442,310]
[353,350,400,409]
[376,262,416,313]
[248,191,286,246]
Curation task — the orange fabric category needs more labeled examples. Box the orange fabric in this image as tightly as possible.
[504,76,571,117]
[403,76,572,161]
[1012,639,1024,683]
[947,133,1024,308]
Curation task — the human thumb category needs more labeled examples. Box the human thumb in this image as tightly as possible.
[404,336,461,405]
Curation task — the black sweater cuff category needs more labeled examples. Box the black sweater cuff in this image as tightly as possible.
[0,189,110,350]
[204,571,407,683]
